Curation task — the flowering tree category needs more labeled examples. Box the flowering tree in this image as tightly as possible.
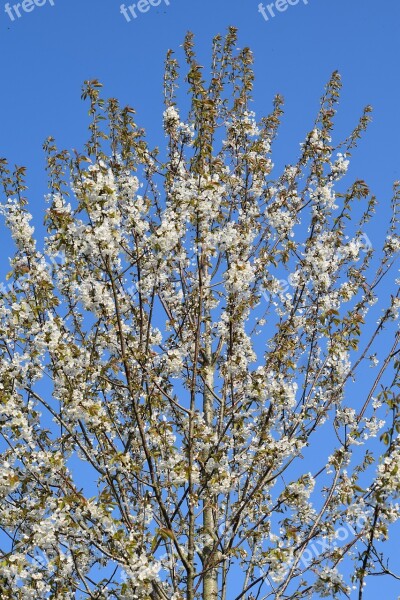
[0,27,399,600]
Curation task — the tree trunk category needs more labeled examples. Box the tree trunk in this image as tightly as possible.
[202,339,218,600]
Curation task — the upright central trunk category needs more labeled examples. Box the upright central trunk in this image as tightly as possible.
[202,331,218,600]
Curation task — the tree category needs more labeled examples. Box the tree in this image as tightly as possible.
[0,26,399,600]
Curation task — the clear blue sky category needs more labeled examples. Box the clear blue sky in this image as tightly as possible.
[0,0,399,213]
[1,0,399,597]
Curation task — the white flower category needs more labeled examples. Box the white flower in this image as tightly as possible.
[331,153,349,178]
[163,105,180,132]
[369,354,379,368]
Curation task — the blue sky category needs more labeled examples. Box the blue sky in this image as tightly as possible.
[0,0,400,598]
[0,0,399,210]
[1,0,400,225]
